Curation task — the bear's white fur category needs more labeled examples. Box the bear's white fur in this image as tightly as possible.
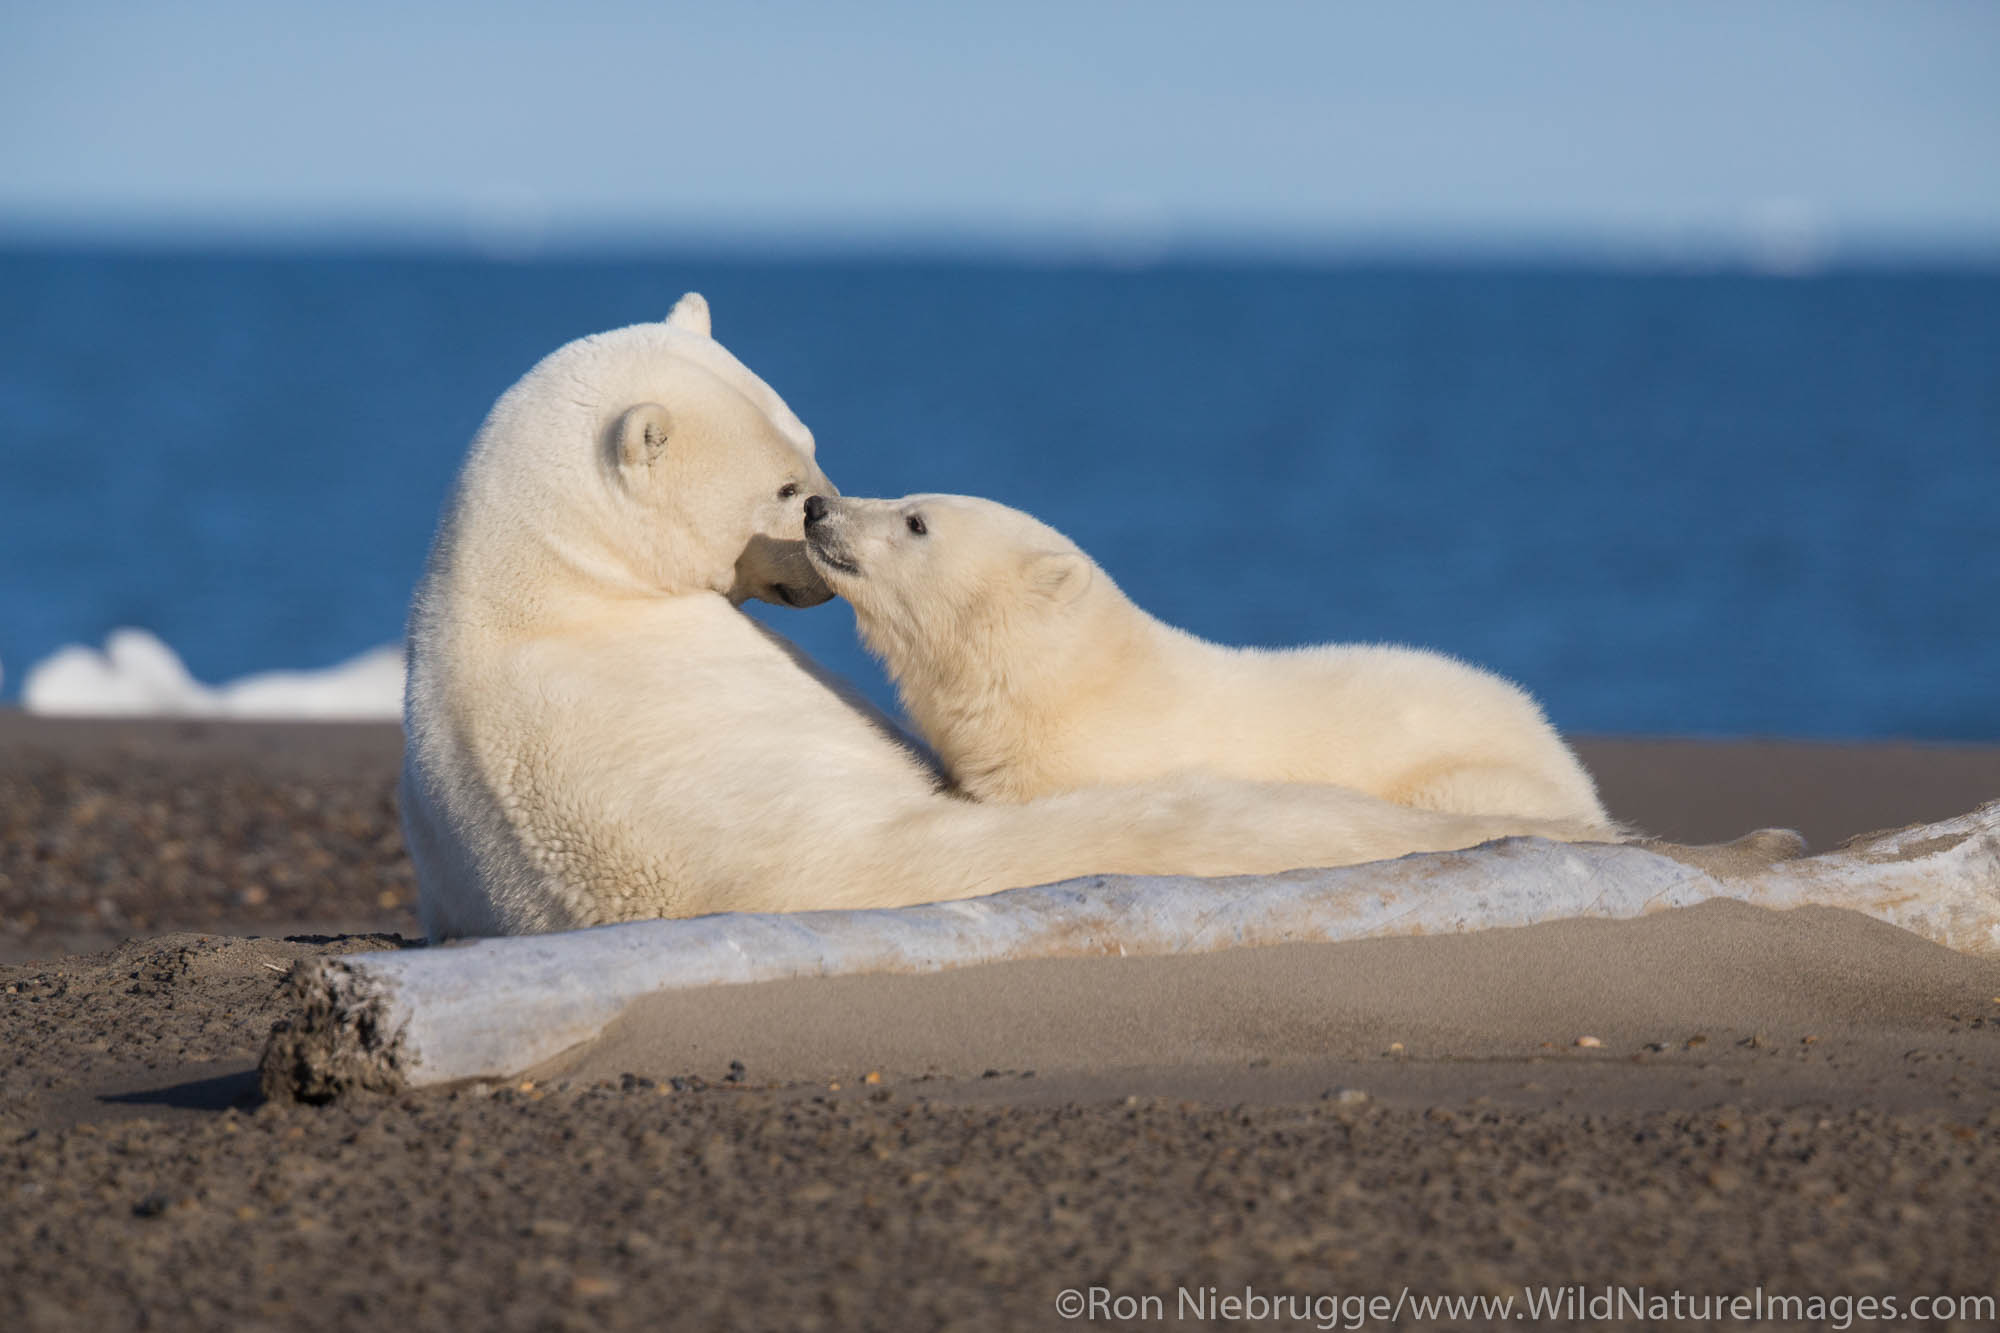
[804,492,1616,830]
[403,301,1617,939]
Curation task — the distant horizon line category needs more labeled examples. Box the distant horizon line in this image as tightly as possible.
[5,215,2000,274]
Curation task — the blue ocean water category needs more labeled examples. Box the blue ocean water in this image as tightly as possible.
[1,247,1994,739]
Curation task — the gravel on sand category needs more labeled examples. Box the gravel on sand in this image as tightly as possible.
[4,716,1999,1330]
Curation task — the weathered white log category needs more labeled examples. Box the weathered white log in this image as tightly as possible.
[262,801,2000,1098]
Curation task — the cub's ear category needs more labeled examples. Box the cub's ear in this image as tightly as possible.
[1022,549,1092,604]
[612,402,674,471]
[666,292,712,336]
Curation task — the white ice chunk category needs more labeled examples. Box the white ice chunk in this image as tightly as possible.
[21,628,403,720]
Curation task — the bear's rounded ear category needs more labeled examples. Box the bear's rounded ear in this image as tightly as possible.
[666,292,712,336]
[612,402,674,472]
[1022,549,1092,605]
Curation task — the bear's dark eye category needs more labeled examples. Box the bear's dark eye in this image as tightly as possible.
[906,514,927,537]
[777,483,799,500]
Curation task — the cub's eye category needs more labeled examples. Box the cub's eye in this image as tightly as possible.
[777,483,800,500]
[906,514,928,537]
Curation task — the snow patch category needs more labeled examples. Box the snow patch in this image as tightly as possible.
[21,629,403,720]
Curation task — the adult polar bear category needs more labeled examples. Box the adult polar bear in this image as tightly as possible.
[402,297,1613,939]
[802,492,1613,828]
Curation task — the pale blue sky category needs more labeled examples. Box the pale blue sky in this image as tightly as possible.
[3,0,1996,255]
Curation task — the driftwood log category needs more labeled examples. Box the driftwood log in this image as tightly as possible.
[263,802,1999,1100]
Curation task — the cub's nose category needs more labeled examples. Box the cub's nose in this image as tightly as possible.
[803,494,829,525]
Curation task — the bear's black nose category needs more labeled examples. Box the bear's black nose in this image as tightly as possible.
[803,495,829,525]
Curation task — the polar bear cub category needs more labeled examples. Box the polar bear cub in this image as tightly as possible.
[804,492,1615,830]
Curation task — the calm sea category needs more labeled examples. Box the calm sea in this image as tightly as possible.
[2,247,1995,739]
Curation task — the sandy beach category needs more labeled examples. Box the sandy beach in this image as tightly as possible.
[4,714,1999,1329]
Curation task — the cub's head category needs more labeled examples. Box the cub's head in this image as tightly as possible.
[453,292,837,608]
[802,492,1098,678]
